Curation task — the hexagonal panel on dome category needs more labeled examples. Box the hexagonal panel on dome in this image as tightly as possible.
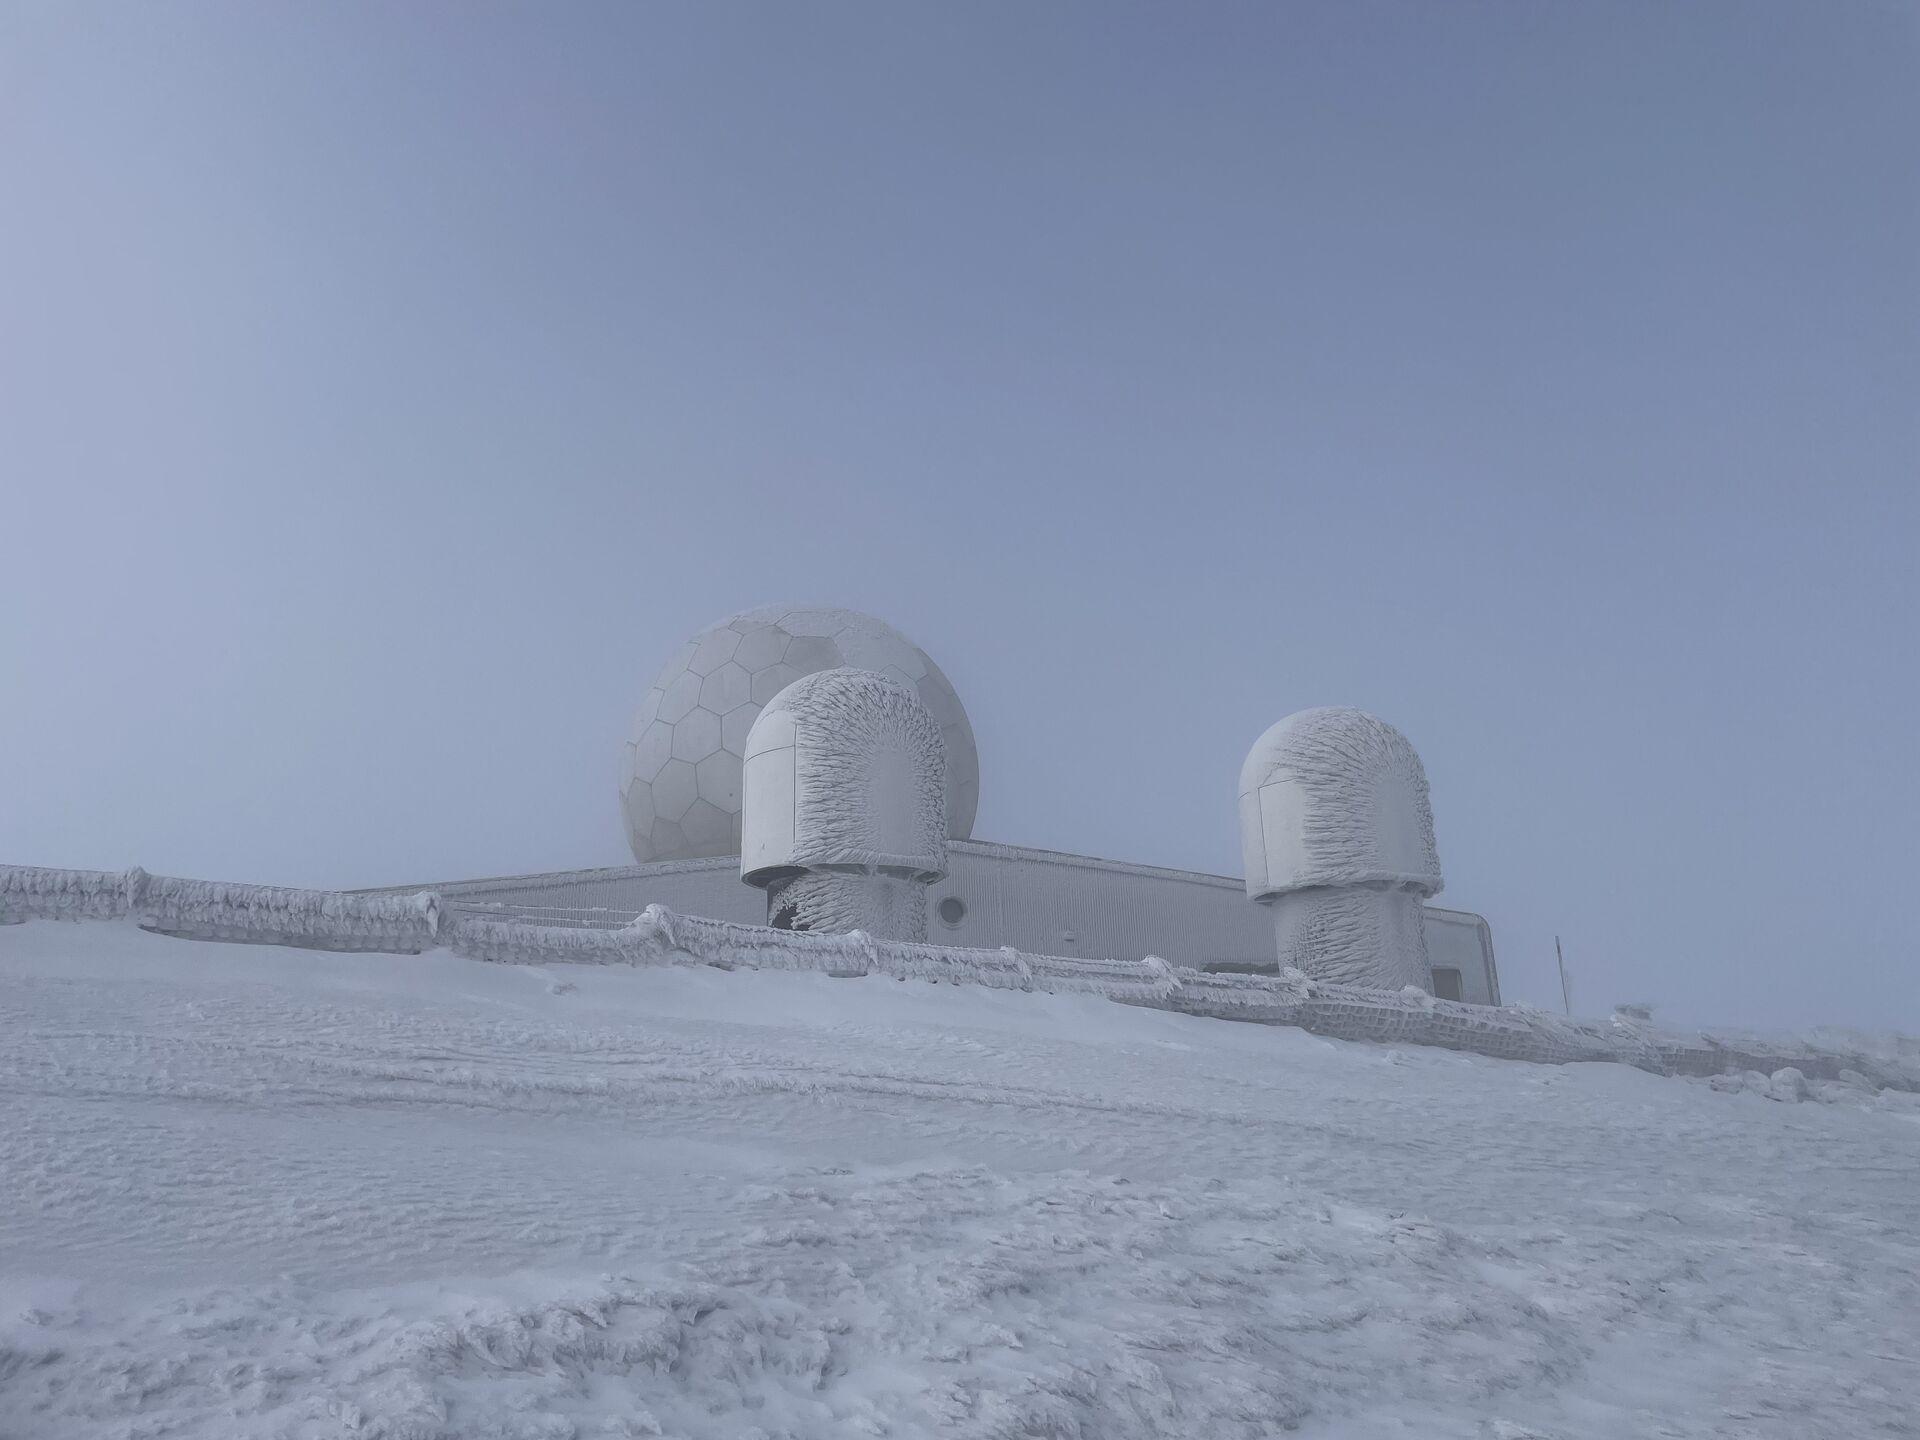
[628,687,663,738]
[778,609,846,638]
[695,748,743,810]
[686,628,741,676]
[657,671,702,724]
[648,817,686,857]
[671,706,722,762]
[634,723,674,780]
[720,704,757,754]
[781,634,841,673]
[699,661,752,714]
[652,758,698,821]
[621,606,979,863]
[732,626,789,671]
[680,798,733,850]
[916,677,966,732]
[750,662,801,706]
[623,783,655,837]
[836,627,927,679]
[727,605,788,632]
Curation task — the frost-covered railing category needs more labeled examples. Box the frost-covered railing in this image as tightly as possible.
[4,863,1913,1092]
[0,865,440,952]
[445,906,1916,1090]
[444,901,647,931]
[449,905,1184,1005]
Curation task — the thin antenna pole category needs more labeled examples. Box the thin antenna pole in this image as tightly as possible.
[1555,935,1572,1017]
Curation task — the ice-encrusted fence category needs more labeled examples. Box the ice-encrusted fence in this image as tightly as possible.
[5,863,1914,1092]
[0,865,441,951]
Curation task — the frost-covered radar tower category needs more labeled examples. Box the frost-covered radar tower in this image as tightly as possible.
[741,668,948,941]
[1239,707,1444,991]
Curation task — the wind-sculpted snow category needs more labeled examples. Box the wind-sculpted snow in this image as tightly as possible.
[2,1176,1601,1440]
[3,925,1917,1439]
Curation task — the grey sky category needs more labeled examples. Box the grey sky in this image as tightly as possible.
[3,2,1915,1031]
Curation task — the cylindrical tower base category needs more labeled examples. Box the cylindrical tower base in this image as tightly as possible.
[766,869,929,942]
[1269,884,1431,992]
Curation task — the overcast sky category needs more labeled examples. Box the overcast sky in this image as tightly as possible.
[3,2,1915,1032]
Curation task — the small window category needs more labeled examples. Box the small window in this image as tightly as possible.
[936,896,966,927]
[1431,967,1463,1002]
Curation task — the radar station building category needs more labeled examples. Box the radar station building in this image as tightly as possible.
[406,605,1501,1005]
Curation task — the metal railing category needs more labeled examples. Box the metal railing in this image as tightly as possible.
[444,901,641,930]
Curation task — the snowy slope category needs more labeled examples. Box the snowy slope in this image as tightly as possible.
[3,923,1917,1439]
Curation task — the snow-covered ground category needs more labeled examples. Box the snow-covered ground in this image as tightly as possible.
[4,923,1916,1439]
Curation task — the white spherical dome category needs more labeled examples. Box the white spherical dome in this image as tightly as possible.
[622,605,978,864]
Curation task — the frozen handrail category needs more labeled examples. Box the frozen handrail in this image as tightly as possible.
[0,864,438,952]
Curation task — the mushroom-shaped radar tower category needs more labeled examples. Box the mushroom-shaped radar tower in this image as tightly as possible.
[741,668,948,941]
[622,606,977,864]
[1238,707,1444,991]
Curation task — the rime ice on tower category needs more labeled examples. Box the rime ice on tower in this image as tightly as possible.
[741,668,948,941]
[1239,707,1444,991]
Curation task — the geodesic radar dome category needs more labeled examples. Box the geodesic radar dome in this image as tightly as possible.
[1238,707,1443,904]
[741,668,948,887]
[621,606,978,864]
